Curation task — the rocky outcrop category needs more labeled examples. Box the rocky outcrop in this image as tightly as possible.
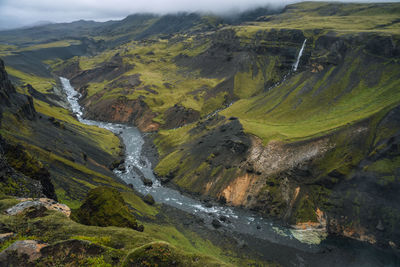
[2,139,57,200]
[81,94,159,132]
[108,73,142,90]
[218,134,334,216]
[163,104,200,129]
[0,150,45,198]
[6,198,71,217]
[54,58,81,79]
[0,240,48,265]
[0,239,110,267]
[0,58,36,123]
[70,54,133,86]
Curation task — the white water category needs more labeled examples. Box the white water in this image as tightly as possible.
[293,39,307,72]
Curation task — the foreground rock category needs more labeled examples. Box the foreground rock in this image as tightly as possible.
[6,198,71,217]
[0,240,48,264]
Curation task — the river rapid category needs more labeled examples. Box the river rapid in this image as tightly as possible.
[61,77,400,266]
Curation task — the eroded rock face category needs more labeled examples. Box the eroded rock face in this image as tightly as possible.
[81,95,159,132]
[218,135,333,215]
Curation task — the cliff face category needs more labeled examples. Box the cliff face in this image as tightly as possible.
[0,59,56,200]
[0,59,36,123]
[80,91,160,132]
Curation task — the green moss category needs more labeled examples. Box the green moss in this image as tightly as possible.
[5,67,54,93]
[4,143,44,179]
[72,187,143,231]
[34,100,121,157]
[234,69,264,99]
[121,191,159,217]
[294,195,318,223]
[154,150,183,177]
[366,157,400,174]
[122,241,229,267]
[55,188,82,209]
[154,125,196,156]
[70,235,113,247]
[0,197,20,213]
[84,255,113,267]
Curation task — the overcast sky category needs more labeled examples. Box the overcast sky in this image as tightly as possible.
[0,0,398,30]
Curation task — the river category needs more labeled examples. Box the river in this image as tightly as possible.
[60,77,400,266]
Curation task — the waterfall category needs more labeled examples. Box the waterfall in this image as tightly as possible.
[293,39,307,72]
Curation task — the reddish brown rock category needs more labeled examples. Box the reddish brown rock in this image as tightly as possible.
[81,95,159,132]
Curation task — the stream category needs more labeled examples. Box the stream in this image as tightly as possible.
[60,77,400,266]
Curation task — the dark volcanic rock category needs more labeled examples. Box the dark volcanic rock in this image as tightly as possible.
[108,73,142,90]
[0,59,36,122]
[70,54,133,86]
[143,194,155,205]
[142,178,153,187]
[2,140,57,200]
[212,219,222,228]
[163,104,200,129]
[188,119,251,170]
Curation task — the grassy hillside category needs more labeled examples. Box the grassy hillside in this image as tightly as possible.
[237,2,400,35]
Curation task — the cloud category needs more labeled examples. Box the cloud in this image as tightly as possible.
[0,0,398,29]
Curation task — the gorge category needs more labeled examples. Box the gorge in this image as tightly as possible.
[1,1,400,266]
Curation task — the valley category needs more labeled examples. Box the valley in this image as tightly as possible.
[0,1,400,266]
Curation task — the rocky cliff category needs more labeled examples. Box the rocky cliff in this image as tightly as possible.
[0,59,56,199]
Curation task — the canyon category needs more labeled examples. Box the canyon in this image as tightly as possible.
[0,1,400,266]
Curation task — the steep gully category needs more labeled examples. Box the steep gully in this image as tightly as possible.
[59,40,399,265]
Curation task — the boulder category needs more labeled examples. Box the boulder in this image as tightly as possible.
[143,194,155,205]
[0,240,47,264]
[6,198,71,217]
[143,178,153,187]
[212,219,222,229]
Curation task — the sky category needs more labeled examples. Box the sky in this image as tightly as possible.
[0,0,398,30]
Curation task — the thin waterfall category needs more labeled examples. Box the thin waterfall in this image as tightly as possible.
[293,39,307,72]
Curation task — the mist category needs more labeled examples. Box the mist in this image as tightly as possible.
[0,0,398,30]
